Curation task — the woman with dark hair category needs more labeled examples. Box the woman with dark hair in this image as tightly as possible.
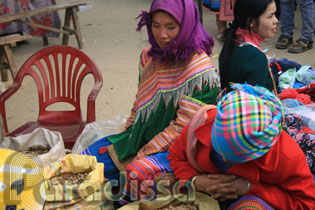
[219,0,278,93]
[80,0,220,205]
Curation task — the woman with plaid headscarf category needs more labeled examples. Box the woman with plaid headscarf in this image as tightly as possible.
[168,83,315,209]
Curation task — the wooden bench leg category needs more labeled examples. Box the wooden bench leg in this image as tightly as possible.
[62,8,72,46]
[62,7,84,49]
[1,67,8,82]
[43,36,49,46]
[0,47,8,82]
[0,69,8,82]
[3,45,17,80]
[71,7,83,49]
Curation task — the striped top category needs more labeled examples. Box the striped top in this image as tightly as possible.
[126,46,219,125]
[109,47,220,160]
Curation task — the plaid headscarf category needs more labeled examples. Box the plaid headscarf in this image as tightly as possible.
[136,0,214,61]
[212,83,284,163]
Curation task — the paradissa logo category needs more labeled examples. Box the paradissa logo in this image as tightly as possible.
[1,149,196,208]
[0,149,44,210]
[41,172,196,202]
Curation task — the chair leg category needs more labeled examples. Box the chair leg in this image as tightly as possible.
[3,45,17,80]
[71,6,83,49]
[62,8,72,46]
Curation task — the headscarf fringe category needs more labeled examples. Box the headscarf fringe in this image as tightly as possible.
[136,11,149,32]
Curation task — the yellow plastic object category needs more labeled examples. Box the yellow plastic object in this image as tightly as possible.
[43,154,109,210]
[0,148,44,210]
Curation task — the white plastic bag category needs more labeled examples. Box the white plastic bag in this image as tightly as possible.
[72,114,127,154]
[0,127,66,166]
[283,102,315,130]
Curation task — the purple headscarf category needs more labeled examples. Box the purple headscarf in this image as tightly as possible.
[136,0,214,61]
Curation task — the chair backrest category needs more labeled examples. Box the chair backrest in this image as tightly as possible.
[14,45,103,123]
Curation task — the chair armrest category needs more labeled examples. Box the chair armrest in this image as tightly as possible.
[0,82,22,134]
[86,80,102,123]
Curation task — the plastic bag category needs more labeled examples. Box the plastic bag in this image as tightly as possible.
[72,114,127,154]
[43,154,113,210]
[282,100,315,130]
[0,81,7,94]
[0,127,66,166]
[117,192,220,210]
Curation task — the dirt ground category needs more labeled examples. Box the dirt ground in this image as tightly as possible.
[3,0,315,132]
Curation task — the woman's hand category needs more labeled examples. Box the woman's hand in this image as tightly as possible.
[194,174,251,201]
[209,175,251,201]
[194,174,237,196]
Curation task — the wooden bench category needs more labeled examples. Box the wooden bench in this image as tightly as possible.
[0,2,87,49]
[0,33,28,82]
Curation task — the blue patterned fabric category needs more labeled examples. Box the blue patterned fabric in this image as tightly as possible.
[81,136,120,181]
[119,151,173,205]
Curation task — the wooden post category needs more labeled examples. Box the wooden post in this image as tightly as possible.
[43,36,49,46]
[71,6,83,49]
[3,44,17,79]
[62,8,72,46]
[0,48,8,82]
[0,34,28,81]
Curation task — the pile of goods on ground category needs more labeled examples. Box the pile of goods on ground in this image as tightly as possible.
[21,145,50,156]
[49,172,90,185]
[159,204,198,210]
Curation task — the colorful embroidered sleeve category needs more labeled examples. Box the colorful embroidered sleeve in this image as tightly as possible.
[136,96,206,158]
[167,118,202,180]
[124,47,151,129]
[110,50,220,160]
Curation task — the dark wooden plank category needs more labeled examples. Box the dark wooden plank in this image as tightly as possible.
[0,2,86,24]
[0,34,27,45]
[16,20,71,34]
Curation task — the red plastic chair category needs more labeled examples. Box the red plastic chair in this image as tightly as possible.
[0,46,103,149]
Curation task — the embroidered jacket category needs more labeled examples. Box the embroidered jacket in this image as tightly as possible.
[108,47,220,160]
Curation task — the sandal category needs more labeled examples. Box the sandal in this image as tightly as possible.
[275,34,293,49]
[288,38,313,53]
